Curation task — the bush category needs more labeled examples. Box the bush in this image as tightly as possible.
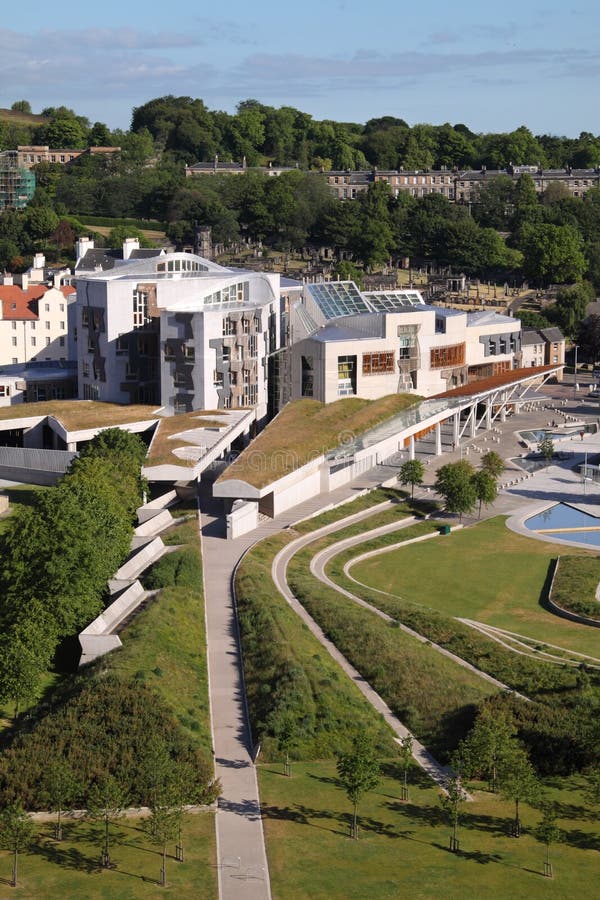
[142,548,202,589]
[0,675,218,809]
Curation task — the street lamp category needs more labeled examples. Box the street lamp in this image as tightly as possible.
[573,344,578,400]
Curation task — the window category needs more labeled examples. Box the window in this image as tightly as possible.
[249,335,257,358]
[116,334,128,355]
[31,337,36,347]
[222,346,231,362]
[45,321,51,329]
[184,345,195,360]
[11,321,16,330]
[82,361,89,377]
[31,321,36,330]
[213,371,224,387]
[59,303,64,312]
[59,321,64,330]
[46,337,51,346]
[0,386,10,397]
[223,317,235,336]
[362,352,395,375]
[430,343,465,369]
[133,289,150,327]
[164,342,176,361]
[59,337,65,347]
[83,383,99,400]
[11,336,17,347]
[45,303,50,312]
[337,355,357,396]
[12,358,17,364]
[82,308,90,327]
[242,318,250,334]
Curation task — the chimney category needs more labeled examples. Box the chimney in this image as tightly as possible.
[21,273,29,290]
[75,237,94,262]
[122,237,140,260]
[32,252,45,270]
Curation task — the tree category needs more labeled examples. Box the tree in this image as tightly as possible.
[0,801,34,887]
[480,450,505,479]
[518,222,586,286]
[535,802,561,877]
[499,746,539,837]
[277,714,296,778]
[0,615,55,718]
[11,100,32,115]
[471,470,498,518]
[577,314,600,366]
[397,735,413,801]
[144,803,183,887]
[434,460,477,520]
[41,760,80,841]
[454,707,516,793]
[87,774,127,868]
[439,776,468,852]
[336,734,380,839]
[398,459,425,499]
[538,436,555,464]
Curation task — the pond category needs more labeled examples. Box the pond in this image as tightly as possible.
[518,424,597,445]
[525,502,600,547]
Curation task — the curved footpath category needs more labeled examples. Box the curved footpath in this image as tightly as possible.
[307,520,530,700]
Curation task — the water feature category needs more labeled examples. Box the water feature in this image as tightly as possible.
[525,502,600,547]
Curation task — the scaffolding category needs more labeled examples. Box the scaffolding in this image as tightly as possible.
[0,150,36,210]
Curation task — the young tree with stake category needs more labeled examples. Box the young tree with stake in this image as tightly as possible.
[336,734,380,839]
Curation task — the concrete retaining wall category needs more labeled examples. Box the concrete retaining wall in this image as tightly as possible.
[135,509,174,537]
[136,489,178,523]
[548,557,600,628]
[111,536,166,582]
[227,500,259,539]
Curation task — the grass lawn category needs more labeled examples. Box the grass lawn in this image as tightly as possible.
[0,813,216,899]
[259,761,598,900]
[218,394,420,489]
[349,517,600,659]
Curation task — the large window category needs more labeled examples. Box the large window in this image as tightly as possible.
[337,355,357,396]
[430,343,465,369]
[133,289,150,327]
[362,351,394,375]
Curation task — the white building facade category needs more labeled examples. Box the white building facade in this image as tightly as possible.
[289,283,523,402]
[75,250,281,417]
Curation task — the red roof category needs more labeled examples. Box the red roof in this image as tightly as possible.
[434,365,559,399]
[60,285,76,297]
[0,284,48,320]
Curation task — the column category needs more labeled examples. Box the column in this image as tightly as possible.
[469,404,476,437]
[453,412,460,446]
[435,422,442,456]
[409,435,415,460]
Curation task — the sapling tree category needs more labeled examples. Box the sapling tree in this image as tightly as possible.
[535,802,561,878]
[499,746,539,837]
[398,459,425,499]
[397,735,413,801]
[87,774,127,868]
[41,759,80,841]
[481,450,504,478]
[336,734,380,840]
[471,470,498,518]
[538,436,555,464]
[455,707,516,793]
[0,801,35,887]
[144,803,183,887]
[439,776,468,852]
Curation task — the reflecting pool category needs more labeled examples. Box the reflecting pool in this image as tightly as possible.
[526,502,600,546]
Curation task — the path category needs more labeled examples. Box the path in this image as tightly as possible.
[198,462,414,900]
[270,505,463,792]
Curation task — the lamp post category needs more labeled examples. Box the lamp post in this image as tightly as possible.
[573,344,578,400]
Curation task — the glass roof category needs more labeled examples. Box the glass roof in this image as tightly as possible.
[306,281,371,319]
[363,290,425,311]
[325,396,465,460]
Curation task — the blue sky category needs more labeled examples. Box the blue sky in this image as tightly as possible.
[1,1,597,136]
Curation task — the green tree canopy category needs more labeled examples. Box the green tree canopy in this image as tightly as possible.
[336,734,380,839]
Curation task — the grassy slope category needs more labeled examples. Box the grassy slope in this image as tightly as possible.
[102,513,211,753]
[219,394,419,488]
[350,517,600,659]
[235,533,397,760]
[288,523,499,756]
[259,761,598,900]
